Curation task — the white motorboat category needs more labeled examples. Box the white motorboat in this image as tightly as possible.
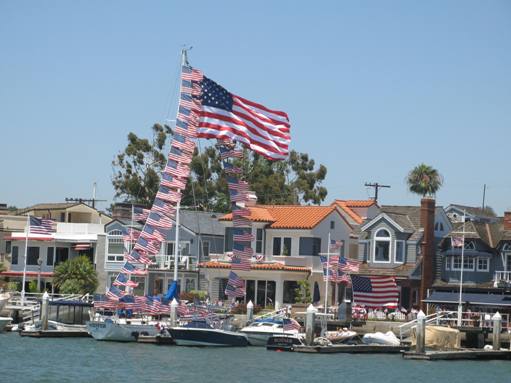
[325,328,358,344]
[86,317,160,342]
[362,331,400,346]
[240,320,299,346]
[0,292,11,313]
[0,316,13,332]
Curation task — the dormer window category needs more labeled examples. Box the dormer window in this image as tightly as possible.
[503,243,511,252]
[434,222,444,232]
[373,228,391,263]
[464,241,475,250]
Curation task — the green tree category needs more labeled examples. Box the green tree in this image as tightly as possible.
[53,256,98,295]
[112,123,173,205]
[406,163,443,198]
[294,280,311,304]
[112,125,328,210]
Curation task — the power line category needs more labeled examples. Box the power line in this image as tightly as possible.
[364,182,391,202]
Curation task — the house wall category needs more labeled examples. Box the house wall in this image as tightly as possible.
[96,234,107,293]
[312,211,352,255]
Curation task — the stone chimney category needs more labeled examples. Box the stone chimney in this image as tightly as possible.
[419,198,436,311]
[504,212,511,231]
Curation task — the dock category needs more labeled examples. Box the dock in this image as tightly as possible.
[137,335,175,345]
[19,330,91,338]
[403,349,511,360]
[293,344,409,354]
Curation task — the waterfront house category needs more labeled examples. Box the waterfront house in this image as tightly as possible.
[354,204,451,309]
[200,200,378,309]
[96,206,225,297]
[0,202,112,291]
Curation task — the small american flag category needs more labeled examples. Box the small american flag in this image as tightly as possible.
[121,262,147,275]
[168,150,192,165]
[228,271,244,288]
[231,256,251,271]
[152,198,176,216]
[29,216,55,235]
[113,273,139,288]
[228,181,249,192]
[233,217,251,227]
[171,137,195,154]
[164,161,190,179]
[232,208,250,217]
[134,237,160,255]
[283,318,301,331]
[337,271,352,285]
[225,283,245,298]
[339,256,360,273]
[146,212,174,229]
[133,207,150,222]
[155,186,182,204]
[451,236,464,248]
[161,173,187,190]
[220,149,244,159]
[330,239,343,251]
[233,232,253,242]
[123,228,140,242]
[233,247,253,257]
[223,163,242,174]
[140,225,167,242]
[106,285,124,301]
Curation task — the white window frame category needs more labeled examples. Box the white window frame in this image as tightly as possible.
[394,240,405,264]
[373,228,392,264]
[273,237,292,256]
[452,256,475,271]
[464,241,475,250]
[451,256,462,271]
[106,229,125,262]
[477,257,489,272]
[445,257,450,271]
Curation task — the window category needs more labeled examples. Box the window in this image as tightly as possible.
[434,222,444,231]
[60,212,65,222]
[27,247,40,265]
[502,243,511,252]
[373,229,391,263]
[201,241,210,258]
[272,237,281,256]
[464,241,475,250]
[255,229,263,254]
[330,221,335,230]
[451,256,474,271]
[273,237,291,256]
[107,229,125,262]
[477,258,489,272]
[55,248,69,265]
[299,237,321,256]
[445,257,450,270]
[166,242,175,256]
[395,240,405,263]
[11,246,18,264]
[283,281,299,304]
[180,242,190,256]
[47,247,54,266]
[5,241,11,254]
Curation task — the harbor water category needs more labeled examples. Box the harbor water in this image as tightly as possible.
[1,332,510,383]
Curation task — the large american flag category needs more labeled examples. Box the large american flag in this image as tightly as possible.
[29,216,55,235]
[351,275,399,308]
[189,70,291,160]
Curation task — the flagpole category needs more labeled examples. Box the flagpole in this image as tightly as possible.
[21,214,30,307]
[457,211,466,327]
[324,232,331,314]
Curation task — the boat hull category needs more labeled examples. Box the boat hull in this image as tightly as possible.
[0,317,12,333]
[241,330,296,346]
[86,320,158,342]
[169,327,248,347]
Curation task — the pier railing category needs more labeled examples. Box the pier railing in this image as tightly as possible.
[398,311,510,341]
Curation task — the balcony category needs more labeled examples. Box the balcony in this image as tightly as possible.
[494,271,511,286]
[150,255,196,271]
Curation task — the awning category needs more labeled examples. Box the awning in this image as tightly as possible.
[73,243,91,250]
[4,235,54,241]
[424,291,511,307]
[0,271,54,278]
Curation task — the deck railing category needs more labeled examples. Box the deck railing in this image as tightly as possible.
[494,271,511,284]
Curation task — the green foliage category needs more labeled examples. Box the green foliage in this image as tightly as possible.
[294,280,311,304]
[229,303,263,315]
[53,256,98,295]
[179,290,208,302]
[406,163,443,198]
[28,280,39,293]
[112,125,328,209]
[112,123,173,205]
[6,281,20,292]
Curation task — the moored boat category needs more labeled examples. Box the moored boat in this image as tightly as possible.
[86,317,160,342]
[240,320,299,346]
[169,319,248,347]
[0,316,13,333]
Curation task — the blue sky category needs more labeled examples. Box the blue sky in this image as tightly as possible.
[1,1,510,213]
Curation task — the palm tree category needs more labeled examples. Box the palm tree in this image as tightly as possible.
[406,163,443,198]
[53,256,98,294]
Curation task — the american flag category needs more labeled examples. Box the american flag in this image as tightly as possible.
[231,256,251,271]
[121,261,147,275]
[232,208,250,217]
[451,236,464,248]
[94,295,118,310]
[233,246,253,257]
[168,150,192,165]
[330,239,343,251]
[123,228,140,242]
[224,163,242,174]
[233,217,251,227]
[228,271,244,288]
[225,282,245,298]
[146,212,174,229]
[29,216,55,235]
[190,70,291,161]
[220,149,244,159]
[171,137,195,154]
[351,275,399,308]
[152,198,176,216]
[233,232,253,242]
[161,172,187,190]
[113,273,139,288]
[182,66,203,82]
[228,182,249,192]
[155,186,182,205]
[337,271,352,285]
[134,237,160,255]
[283,318,301,331]
[174,125,196,139]
[320,255,340,282]
[133,206,150,222]
[106,285,124,301]
[339,256,360,273]
[140,225,167,242]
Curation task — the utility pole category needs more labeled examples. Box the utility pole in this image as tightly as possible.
[482,184,486,211]
[365,182,391,202]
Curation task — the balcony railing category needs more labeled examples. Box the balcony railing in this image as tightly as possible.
[494,271,511,284]
[150,255,196,271]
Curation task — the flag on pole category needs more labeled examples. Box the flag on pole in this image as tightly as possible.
[133,207,150,222]
[283,318,301,331]
[191,70,291,160]
[351,275,399,308]
[330,239,342,251]
[29,216,55,235]
[339,256,360,273]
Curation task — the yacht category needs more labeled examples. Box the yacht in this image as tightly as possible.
[86,316,161,342]
[240,320,299,346]
[169,319,248,347]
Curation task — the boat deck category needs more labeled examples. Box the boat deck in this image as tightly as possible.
[19,330,91,338]
[292,344,409,354]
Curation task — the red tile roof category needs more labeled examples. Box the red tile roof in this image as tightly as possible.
[332,199,377,225]
[199,261,310,273]
[220,205,340,229]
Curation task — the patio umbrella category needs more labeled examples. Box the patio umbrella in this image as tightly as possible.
[313,282,321,304]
